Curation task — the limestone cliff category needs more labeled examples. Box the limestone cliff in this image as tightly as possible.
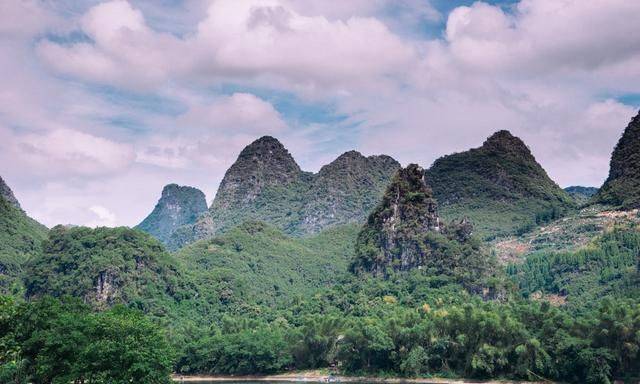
[352,164,491,285]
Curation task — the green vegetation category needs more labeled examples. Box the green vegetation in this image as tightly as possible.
[508,226,640,311]
[171,137,398,248]
[352,165,494,292]
[428,130,575,239]
[593,111,640,209]
[0,296,173,384]
[4,125,640,383]
[175,272,640,384]
[177,221,359,308]
[565,186,599,206]
[1,217,639,383]
[0,197,47,295]
[24,226,193,313]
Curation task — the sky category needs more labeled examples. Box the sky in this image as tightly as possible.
[1,0,639,228]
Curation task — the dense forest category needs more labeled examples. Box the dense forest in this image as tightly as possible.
[1,221,640,383]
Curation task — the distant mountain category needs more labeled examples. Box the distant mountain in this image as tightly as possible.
[427,130,575,239]
[564,186,599,205]
[136,184,207,245]
[170,136,399,249]
[352,164,492,290]
[593,111,640,209]
[0,177,48,293]
[24,226,191,310]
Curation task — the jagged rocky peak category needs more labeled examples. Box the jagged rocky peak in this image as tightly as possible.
[482,130,532,155]
[593,110,640,209]
[136,184,207,244]
[0,176,21,210]
[213,135,302,209]
[352,164,492,289]
[352,164,443,276]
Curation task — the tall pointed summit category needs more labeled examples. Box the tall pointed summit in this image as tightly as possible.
[593,111,640,209]
[352,164,490,285]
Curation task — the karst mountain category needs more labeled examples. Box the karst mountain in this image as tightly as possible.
[593,110,640,209]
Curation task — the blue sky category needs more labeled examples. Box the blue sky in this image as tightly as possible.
[0,0,639,227]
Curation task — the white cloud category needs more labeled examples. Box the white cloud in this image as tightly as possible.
[1,128,135,178]
[37,0,185,90]
[2,0,640,228]
[36,0,416,92]
[136,92,288,169]
[179,93,287,133]
[87,205,117,227]
[0,1,60,38]
[444,0,640,74]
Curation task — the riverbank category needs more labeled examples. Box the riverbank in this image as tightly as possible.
[171,371,548,384]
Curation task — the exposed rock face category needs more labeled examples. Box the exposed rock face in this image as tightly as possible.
[136,184,207,245]
[299,151,400,233]
[352,164,494,288]
[212,136,303,211]
[427,130,575,238]
[352,164,443,276]
[171,137,399,248]
[593,111,640,209]
[0,176,21,210]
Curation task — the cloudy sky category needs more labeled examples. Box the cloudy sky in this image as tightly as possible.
[1,0,639,228]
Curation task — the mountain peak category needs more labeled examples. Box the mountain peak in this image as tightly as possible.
[352,163,442,276]
[0,176,21,210]
[298,151,400,233]
[428,130,573,238]
[593,110,640,209]
[482,130,531,155]
[241,135,290,155]
[136,184,207,244]
[161,183,203,198]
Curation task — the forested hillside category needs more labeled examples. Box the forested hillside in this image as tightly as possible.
[0,180,48,295]
[2,127,640,384]
[594,111,640,209]
[427,131,575,239]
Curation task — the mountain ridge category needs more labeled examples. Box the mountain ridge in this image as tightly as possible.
[165,136,400,248]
